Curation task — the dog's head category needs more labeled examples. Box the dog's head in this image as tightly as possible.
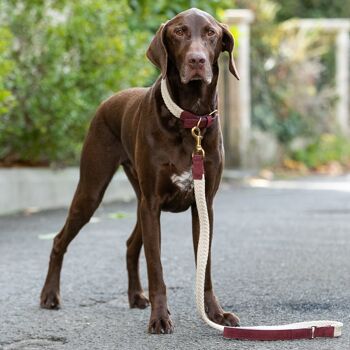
[147,8,240,84]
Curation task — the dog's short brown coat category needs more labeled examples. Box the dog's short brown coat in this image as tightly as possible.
[41,8,240,334]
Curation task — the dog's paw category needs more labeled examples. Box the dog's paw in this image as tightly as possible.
[205,291,240,327]
[148,310,174,334]
[208,310,240,327]
[40,288,61,310]
[128,292,150,309]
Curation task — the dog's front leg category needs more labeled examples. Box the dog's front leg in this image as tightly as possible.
[191,202,240,327]
[140,197,173,334]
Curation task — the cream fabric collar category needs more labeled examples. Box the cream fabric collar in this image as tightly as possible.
[160,78,184,118]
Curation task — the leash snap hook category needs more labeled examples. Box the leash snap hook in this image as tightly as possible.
[191,125,205,157]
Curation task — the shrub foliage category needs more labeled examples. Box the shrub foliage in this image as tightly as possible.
[0,0,348,169]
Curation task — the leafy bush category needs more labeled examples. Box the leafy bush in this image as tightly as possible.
[237,0,341,174]
[0,0,232,166]
[1,0,346,169]
[0,27,14,117]
[291,134,350,169]
[275,0,350,21]
[246,1,337,144]
[0,0,156,165]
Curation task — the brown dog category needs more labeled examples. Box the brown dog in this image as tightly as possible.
[40,8,240,334]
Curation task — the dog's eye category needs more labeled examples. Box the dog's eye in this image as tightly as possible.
[207,29,215,36]
[175,28,184,36]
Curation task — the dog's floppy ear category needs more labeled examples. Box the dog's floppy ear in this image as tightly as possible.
[147,22,169,78]
[220,23,240,80]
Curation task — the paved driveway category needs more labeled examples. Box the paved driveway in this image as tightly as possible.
[0,179,349,349]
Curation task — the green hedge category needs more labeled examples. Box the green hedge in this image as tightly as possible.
[0,1,155,165]
[2,0,347,168]
[0,0,230,166]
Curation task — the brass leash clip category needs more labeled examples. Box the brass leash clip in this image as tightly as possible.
[191,118,205,157]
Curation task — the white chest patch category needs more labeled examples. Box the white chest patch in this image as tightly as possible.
[171,170,193,191]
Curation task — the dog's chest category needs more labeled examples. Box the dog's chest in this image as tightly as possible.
[160,165,195,212]
[170,169,193,192]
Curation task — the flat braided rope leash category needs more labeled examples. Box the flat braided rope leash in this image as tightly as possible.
[194,176,224,332]
[191,137,343,341]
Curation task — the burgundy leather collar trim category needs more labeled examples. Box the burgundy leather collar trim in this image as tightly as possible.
[180,111,217,129]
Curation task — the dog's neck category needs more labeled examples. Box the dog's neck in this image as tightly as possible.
[165,66,218,116]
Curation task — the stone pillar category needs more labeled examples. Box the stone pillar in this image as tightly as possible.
[335,29,350,135]
[219,9,254,168]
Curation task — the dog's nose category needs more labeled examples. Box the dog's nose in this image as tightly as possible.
[187,53,206,69]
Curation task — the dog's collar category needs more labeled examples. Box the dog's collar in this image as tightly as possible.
[160,78,218,129]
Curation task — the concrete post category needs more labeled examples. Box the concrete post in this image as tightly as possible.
[219,10,254,168]
[336,29,350,135]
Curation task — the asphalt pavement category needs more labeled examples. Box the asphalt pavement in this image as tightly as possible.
[1,178,350,350]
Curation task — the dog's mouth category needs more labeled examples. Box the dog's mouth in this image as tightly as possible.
[190,74,204,81]
[181,67,212,85]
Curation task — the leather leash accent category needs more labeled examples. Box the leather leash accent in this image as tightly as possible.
[160,77,343,341]
[223,322,340,340]
[192,154,205,180]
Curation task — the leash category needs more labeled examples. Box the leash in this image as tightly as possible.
[160,78,343,340]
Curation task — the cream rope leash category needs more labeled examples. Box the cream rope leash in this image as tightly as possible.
[193,176,223,332]
[191,127,343,340]
[161,78,343,340]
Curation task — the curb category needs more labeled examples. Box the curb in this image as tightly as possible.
[0,167,134,215]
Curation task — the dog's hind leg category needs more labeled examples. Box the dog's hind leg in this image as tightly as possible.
[40,112,122,309]
[123,164,150,309]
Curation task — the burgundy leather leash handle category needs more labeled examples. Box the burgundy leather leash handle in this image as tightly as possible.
[223,325,335,340]
[223,320,343,341]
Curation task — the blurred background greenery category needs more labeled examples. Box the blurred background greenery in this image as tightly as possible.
[0,0,349,172]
